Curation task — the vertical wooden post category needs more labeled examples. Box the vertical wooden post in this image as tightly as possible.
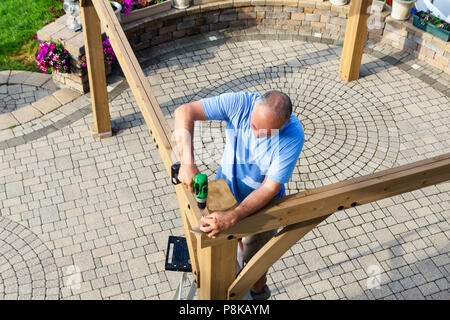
[80,0,112,139]
[197,239,237,300]
[339,0,373,81]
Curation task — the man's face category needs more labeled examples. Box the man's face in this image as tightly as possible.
[250,104,285,139]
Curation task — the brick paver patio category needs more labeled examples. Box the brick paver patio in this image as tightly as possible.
[0,31,449,300]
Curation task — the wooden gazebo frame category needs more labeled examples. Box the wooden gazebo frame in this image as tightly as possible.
[79,0,450,300]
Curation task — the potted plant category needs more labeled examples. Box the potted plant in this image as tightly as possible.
[79,38,117,69]
[412,9,450,42]
[330,0,348,5]
[391,0,417,20]
[120,0,171,24]
[171,0,191,9]
[35,38,71,74]
[110,1,122,22]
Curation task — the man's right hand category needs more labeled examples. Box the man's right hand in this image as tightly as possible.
[179,163,200,193]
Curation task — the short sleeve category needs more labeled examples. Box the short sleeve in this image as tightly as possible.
[266,138,304,184]
[201,92,243,122]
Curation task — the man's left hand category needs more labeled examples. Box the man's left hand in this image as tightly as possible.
[199,210,237,239]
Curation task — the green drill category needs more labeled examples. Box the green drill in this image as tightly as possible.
[193,173,208,209]
[171,162,208,209]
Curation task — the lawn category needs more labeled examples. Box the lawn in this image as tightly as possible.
[0,0,65,72]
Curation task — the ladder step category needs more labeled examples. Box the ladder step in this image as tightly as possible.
[165,236,192,272]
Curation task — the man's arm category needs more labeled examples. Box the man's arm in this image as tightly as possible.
[200,178,282,238]
[173,101,207,192]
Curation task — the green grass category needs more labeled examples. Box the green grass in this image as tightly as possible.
[0,0,65,72]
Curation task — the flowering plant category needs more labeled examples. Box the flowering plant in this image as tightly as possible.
[413,9,450,31]
[134,0,165,9]
[119,0,133,15]
[35,37,71,74]
[79,38,117,68]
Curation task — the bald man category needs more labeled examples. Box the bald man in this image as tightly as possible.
[174,91,305,300]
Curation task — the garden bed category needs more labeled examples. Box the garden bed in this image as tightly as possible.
[120,0,172,24]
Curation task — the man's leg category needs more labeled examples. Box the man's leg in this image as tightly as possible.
[239,229,278,298]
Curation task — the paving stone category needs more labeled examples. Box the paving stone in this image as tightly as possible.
[127,256,151,279]
[52,88,81,105]
[5,181,24,198]
[11,105,42,124]
[32,95,62,114]
[0,112,19,130]
[0,33,449,301]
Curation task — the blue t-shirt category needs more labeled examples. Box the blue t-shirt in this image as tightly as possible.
[201,91,305,203]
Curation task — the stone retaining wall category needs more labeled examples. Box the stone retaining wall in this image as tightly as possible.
[37,0,351,93]
[36,0,450,93]
[376,16,450,73]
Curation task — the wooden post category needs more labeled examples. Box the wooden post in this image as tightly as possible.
[80,0,112,139]
[339,0,373,81]
[197,239,237,300]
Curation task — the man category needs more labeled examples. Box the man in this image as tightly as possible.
[173,90,304,299]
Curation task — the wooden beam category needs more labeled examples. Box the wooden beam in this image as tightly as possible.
[80,0,111,138]
[228,215,331,300]
[90,0,203,228]
[339,0,372,81]
[89,0,241,299]
[197,153,450,248]
[197,238,238,300]
[187,179,238,291]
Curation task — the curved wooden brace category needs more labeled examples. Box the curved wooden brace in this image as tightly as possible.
[227,215,331,300]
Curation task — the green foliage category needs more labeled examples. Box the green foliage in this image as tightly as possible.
[0,0,64,71]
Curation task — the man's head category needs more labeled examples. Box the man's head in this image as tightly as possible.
[250,90,292,138]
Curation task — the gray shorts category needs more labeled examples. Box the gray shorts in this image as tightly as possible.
[241,229,278,265]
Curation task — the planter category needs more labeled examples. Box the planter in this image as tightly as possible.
[330,0,348,5]
[412,12,450,42]
[171,0,191,9]
[391,0,417,20]
[110,1,122,22]
[120,1,171,24]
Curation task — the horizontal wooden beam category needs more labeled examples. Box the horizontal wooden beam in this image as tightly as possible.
[197,153,450,248]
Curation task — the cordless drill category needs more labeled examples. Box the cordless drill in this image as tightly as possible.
[171,162,208,209]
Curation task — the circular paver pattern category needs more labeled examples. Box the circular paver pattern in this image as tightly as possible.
[0,84,54,114]
[0,217,60,299]
[0,34,449,300]
[151,39,400,194]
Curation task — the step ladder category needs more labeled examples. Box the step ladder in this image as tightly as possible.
[165,236,196,300]
[165,236,252,300]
